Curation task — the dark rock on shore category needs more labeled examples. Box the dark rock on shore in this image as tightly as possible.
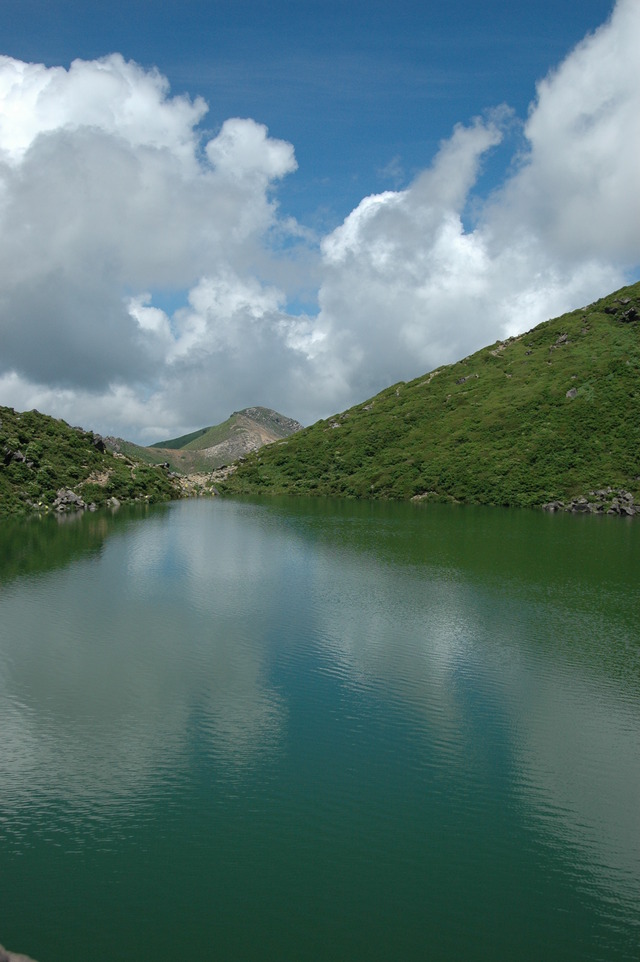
[542,488,638,517]
[52,488,97,513]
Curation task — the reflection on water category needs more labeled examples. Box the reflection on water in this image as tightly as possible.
[0,498,639,961]
[0,504,287,809]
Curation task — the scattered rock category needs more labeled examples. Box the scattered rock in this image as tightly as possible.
[3,447,26,465]
[173,473,220,496]
[571,498,591,512]
[419,370,441,386]
[542,488,638,517]
[53,488,87,512]
[566,387,578,399]
[604,301,638,322]
[210,463,238,483]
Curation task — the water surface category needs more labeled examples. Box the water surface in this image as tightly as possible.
[1,498,639,961]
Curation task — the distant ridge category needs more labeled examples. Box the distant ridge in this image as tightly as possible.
[150,406,302,452]
[108,406,303,473]
[220,282,640,514]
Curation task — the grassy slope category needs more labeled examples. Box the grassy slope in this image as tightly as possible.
[180,413,251,451]
[106,436,215,473]
[221,282,640,507]
[149,426,211,450]
[0,407,181,518]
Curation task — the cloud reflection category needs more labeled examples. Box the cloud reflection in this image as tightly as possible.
[1,498,638,907]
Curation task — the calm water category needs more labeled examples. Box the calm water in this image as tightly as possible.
[0,498,639,961]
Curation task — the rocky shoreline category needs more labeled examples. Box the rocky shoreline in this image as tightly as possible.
[542,487,638,516]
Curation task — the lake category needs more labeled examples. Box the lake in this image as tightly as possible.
[1,497,639,961]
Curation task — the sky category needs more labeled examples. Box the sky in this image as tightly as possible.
[0,0,638,442]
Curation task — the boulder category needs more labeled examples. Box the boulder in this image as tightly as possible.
[53,488,87,512]
[570,499,591,513]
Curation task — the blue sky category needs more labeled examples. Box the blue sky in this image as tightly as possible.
[0,0,614,225]
[0,0,637,440]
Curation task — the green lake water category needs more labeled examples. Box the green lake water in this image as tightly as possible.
[0,497,639,961]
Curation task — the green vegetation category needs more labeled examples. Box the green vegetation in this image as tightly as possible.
[221,282,640,508]
[104,436,179,466]
[0,407,181,518]
[150,425,211,449]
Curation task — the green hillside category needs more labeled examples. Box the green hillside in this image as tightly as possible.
[0,407,181,518]
[220,282,640,511]
[106,433,219,474]
[156,412,249,452]
[150,426,210,450]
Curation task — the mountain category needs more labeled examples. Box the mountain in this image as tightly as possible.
[0,407,182,518]
[107,406,302,474]
[220,282,640,514]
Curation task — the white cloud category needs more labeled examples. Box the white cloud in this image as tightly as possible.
[1,1,639,441]
[487,0,640,264]
[311,0,639,406]
[206,116,296,183]
[0,53,206,163]
[0,54,304,411]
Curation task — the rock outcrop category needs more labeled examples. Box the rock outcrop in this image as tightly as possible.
[52,488,96,513]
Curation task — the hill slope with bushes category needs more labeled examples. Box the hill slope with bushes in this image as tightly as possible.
[0,407,181,518]
[220,282,640,511]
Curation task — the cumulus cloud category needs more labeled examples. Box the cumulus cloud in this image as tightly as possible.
[313,0,640,401]
[0,53,300,412]
[1,0,639,440]
[489,0,640,264]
